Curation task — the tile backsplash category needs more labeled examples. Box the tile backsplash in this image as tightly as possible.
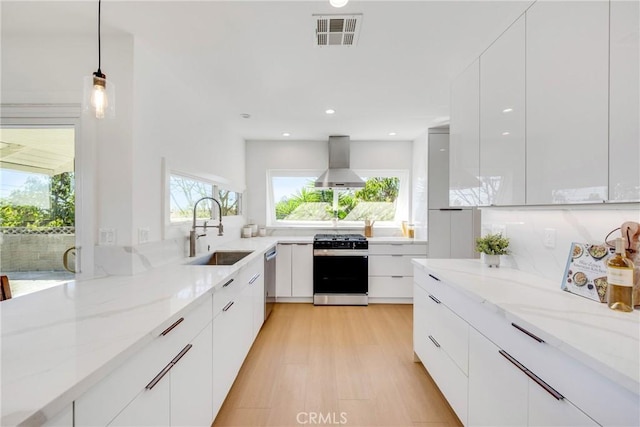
[481,205,640,282]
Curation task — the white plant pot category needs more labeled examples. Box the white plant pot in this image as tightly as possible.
[483,254,501,268]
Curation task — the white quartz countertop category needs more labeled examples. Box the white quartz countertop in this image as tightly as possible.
[413,259,640,395]
[1,234,424,426]
[0,238,278,427]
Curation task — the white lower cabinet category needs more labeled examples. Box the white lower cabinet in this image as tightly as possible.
[414,266,614,427]
[468,327,529,427]
[108,379,170,427]
[468,328,597,427]
[75,252,268,427]
[369,243,426,301]
[212,281,253,417]
[413,281,468,424]
[276,243,313,298]
[170,322,213,427]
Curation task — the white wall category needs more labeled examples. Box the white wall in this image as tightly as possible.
[2,32,247,275]
[482,205,640,282]
[245,139,413,234]
[132,38,246,249]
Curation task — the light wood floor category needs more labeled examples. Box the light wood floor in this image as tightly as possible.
[213,303,463,427]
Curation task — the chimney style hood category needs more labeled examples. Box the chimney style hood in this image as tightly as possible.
[314,136,365,189]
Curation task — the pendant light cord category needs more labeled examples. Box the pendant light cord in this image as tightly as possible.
[97,0,102,74]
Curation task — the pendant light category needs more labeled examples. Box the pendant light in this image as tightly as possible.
[84,0,115,119]
[330,0,349,8]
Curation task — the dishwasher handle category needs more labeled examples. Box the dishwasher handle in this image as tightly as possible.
[265,248,277,261]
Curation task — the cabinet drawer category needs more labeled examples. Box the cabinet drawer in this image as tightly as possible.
[212,272,242,314]
[369,243,427,255]
[370,255,424,276]
[369,276,412,298]
[75,295,213,427]
[415,328,468,425]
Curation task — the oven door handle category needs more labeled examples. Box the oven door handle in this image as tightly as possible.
[313,249,369,257]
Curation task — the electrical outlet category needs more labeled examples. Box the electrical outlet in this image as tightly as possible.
[543,228,556,248]
[99,228,117,246]
[138,227,150,244]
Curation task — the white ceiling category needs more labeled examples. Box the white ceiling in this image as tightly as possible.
[1,0,533,141]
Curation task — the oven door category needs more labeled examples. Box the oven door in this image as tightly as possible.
[313,249,368,305]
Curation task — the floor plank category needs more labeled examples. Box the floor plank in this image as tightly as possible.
[213,304,462,427]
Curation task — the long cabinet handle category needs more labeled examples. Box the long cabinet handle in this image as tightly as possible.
[498,350,564,401]
[391,275,404,279]
[428,335,441,348]
[160,317,184,336]
[525,370,564,400]
[511,323,545,343]
[222,278,234,288]
[498,350,527,372]
[428,294,441,304]
[145,344,195,390]
[223,301,235,312]
[145,363,173,390]
[249,273,261,284]
[171,344,193,365]
[428,274,440,282]
[391,254,403,257]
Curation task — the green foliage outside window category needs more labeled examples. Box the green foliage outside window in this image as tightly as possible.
[0,172,75,227]
[274,177,400,221]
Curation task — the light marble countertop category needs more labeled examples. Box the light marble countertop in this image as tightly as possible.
[1,234,427,426]
[0,238,278,427]
[413,259,640,395]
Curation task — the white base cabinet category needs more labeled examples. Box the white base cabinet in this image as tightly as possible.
[75,252,266,427]
[368,243,426,302]
[276,243,313,299]
[414,265,634,427]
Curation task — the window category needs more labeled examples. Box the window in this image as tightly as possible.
[268,170,408,226]
[169,174,242,223]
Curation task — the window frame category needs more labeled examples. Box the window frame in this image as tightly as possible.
[266,169,409,228]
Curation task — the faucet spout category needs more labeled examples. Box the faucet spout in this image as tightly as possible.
[189,196,224,257]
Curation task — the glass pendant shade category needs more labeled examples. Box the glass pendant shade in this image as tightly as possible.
[329,0,348,7]
[83,72,115,119]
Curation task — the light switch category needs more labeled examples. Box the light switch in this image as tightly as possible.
[138,227,150,244]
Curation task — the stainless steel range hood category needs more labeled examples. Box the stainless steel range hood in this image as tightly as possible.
[314,136,365,189]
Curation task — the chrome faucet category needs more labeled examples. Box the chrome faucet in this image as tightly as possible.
[189,197,224,257]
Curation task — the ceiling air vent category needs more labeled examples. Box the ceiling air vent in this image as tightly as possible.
[313,14,362,47]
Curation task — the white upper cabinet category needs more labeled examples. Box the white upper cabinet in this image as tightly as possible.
[609,0,640,202]
[525,1,609,204]
[450,59,482,206]
[480,15,526,206]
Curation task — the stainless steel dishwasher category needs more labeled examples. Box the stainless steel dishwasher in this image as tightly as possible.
[264,246,277,320]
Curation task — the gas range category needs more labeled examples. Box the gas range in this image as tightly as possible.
[313,233,368,250]
[313,233,368,306]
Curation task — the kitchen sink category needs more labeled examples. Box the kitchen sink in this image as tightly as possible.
[190,250,254,266]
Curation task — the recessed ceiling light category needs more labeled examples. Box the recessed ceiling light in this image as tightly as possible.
[330,0,349,7]
[389,132,397,136]
[502,131,511,136]
[439,148,447,152]
[282,132,291,137]
[240,113,251,119]
[502,108,513,113]
[325,109,336,115]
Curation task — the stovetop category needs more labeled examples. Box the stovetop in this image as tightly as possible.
[314,233,367,242]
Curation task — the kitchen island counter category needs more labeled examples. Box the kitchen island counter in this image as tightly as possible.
[413,258,640,395]
[0,238,279,427]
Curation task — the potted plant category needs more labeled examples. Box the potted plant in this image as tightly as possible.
[475,233,510,268]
